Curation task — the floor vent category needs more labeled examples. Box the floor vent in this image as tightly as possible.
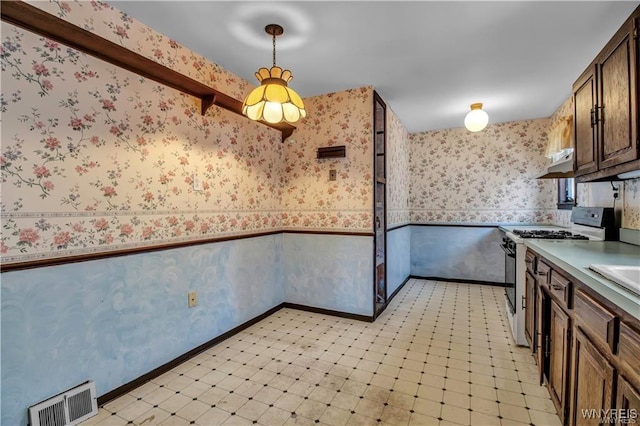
[29,381,98,426]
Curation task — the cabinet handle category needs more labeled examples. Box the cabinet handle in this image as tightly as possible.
[521,295,526,309]
[590,108,596,127]
[545,336,550,358]
[536,271,547,276]
[376,216,381,229]
[551,284,563,291]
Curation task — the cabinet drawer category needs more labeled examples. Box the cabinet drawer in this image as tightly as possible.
[619,322,640,378]
[575,289,618,354]
[549,270,571,309]
[536,260,552,285]
[525,251,536,274]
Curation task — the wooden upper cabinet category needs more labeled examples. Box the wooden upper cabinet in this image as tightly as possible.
[597,17,638,170]
[573,6,640,181]
[574,65,599,176]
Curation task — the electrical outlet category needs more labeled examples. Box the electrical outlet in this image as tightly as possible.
[329,169,337,181]
[193,175,202,191]
[188,291,197,308]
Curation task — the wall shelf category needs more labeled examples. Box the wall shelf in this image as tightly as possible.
[0,0,296,142]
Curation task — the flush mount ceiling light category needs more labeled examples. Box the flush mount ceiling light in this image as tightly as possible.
[464,103,489,132]
[242,24,306,124]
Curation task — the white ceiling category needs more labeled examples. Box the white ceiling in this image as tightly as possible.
[111,1,638,133]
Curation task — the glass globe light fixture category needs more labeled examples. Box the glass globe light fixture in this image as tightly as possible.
[242,24,306,124]
[464,103,489,132]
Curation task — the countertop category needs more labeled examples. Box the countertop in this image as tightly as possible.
[524,239,640,320]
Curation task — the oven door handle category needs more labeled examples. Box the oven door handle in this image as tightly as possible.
[500,244,516,257]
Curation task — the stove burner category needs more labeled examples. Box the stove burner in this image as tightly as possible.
[512,229,589,240]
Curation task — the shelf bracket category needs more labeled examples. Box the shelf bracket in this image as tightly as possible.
[0,0,297,142]
[201,95,216,116]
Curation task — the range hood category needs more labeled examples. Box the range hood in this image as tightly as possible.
[537,151,575,179]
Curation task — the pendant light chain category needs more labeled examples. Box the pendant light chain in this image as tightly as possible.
[272,31,277,67]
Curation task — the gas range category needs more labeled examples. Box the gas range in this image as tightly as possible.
[511,229,590,240]
[502,207,618,347]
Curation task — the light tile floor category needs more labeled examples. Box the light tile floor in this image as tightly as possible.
[82,279,562,426]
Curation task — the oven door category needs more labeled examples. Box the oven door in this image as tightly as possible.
[501,237,517,313]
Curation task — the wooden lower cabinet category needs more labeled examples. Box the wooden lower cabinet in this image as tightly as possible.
[525,271,536,349]
[570,328,615,426]
[536,286,548,385]
[549,299,572,423]
[617,377,640,423]
[526,248,640,426]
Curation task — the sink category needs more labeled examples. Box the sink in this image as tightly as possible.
[589,264,640,296]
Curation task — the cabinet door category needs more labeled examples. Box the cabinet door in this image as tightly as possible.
[549,300,571,423]
[536,287,548,384]
[574,66,599,176]
[525,271,536,350]
[570,328,614,426]
[597,19,638,170]
[617,377,640,423]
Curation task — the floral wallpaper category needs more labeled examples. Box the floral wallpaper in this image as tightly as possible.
[281,87,374,233]
[1,20,285,265]
[409,119,557,224]
[27,0,251,100]
[1,2,380,265]
[386,106,410,227]
[623,179,640,229]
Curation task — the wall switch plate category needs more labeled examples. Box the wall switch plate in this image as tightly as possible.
[188,291,197,308]
[329,169,337,181]
[192,175,202,191]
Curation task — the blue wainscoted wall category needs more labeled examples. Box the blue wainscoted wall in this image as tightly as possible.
[387,226,411,297]
[410,226,505,283]
[283,233,373,317]
[1,234,284,426]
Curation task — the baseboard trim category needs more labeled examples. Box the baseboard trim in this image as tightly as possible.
[388,276,411,302]
[410,275,506,287]
[373,275,411,318]
[96,301,373,406]
[96,302,285,406]
[283,302,374,323]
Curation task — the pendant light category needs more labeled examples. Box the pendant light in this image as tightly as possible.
[242,24,306,124]
[464,103,489,132]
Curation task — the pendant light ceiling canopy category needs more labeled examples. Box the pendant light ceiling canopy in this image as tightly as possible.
[242,24,307,125]
[464,103,489,132]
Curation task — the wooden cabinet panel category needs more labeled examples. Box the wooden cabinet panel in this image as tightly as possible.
[550,270,572,310]
[570,328,615,426]
[619,322,640,379]
[537,260,552,286]
[598,19,638,170]
[525,271,536,349]
[617,377,640,422]
[536,283,548,384]
[574,289,617,353]
[574,66,599,176]
[525,251,536,274]
[549,299,572,423]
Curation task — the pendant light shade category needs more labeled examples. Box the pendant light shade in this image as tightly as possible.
[464,103,489,132]
[242,24,306,125]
